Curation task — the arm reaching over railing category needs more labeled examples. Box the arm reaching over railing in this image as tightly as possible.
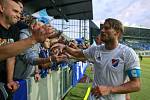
[51,43,86,60]
[0,23,58,61]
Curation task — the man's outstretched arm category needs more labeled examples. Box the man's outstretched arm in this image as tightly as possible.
[51,43,86,60]
[0,23,57,61]
[0,37,36,61]
[64,45,86,59]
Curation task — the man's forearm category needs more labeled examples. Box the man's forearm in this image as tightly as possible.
[0,37,36,61]
[111,78,141,94]
[6,57,16,82]
[35,57,51,65]
[65,46,86,59]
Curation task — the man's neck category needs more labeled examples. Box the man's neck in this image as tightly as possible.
[105,40,119,50]
[0,16,10,29]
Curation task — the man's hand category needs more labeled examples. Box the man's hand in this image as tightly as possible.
[30,23,54,43]
[7,81,20,92]
[69,42,78,49]
[48,29,62,39]
[91,86,112,98]
[51,43,66,53]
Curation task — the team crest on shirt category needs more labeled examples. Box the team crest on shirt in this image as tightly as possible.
[112,59,119,68]
[95,51,101,62]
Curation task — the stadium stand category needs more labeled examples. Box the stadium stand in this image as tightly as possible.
[122,26,150,50]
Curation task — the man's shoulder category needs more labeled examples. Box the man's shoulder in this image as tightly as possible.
[119,44,137,56]
[119,44,133,51]
[86,45,98,52]
[84,45,104,55]
[90,45,104,49]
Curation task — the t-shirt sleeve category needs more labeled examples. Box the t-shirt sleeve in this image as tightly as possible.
[124,47,141,78]
[83,46,96,62]
[125,48,140,70]
[19,29,30,40]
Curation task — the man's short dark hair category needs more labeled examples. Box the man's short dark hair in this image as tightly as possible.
[104,18,124,33]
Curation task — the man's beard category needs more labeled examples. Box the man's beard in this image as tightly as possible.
[5,15,17,25]
[101,35,115,44]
